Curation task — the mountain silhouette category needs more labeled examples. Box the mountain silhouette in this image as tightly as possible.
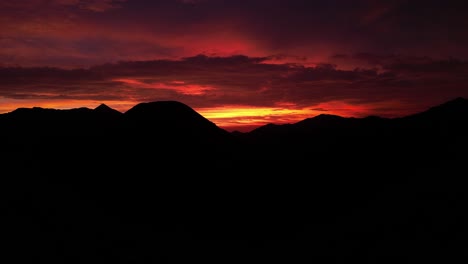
[1,97,467,263]
[239,97,468,162]
[247,97,468,135]
[1,97,466,166]
[93,103,122,117]
[395,97,468,136]
[122,100,230,140]
[0,100,232,144]
[411,96,468,119]
[124,101,205,121]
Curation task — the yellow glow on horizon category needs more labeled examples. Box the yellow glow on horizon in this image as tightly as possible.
[197,105,323,132]
[0,97,400,133]
[199,107,312,118]
[196,100,392,132]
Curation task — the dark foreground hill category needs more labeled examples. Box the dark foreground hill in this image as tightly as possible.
[1,98,467,263]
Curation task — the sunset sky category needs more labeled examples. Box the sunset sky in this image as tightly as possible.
[1,0,468,131]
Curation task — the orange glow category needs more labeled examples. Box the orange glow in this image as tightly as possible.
[310,100,370,118]
[197,100,413,132]
[113,78,215,95]
[0,97,419,133]
[197,105,323,132]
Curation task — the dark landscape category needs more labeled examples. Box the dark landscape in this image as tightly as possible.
[2,1,468,263]
[1,97,466,263]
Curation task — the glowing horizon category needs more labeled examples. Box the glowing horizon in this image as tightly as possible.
[1,1,468,132]
[0,97,425,133]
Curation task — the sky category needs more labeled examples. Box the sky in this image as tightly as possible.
[1,0,468,132]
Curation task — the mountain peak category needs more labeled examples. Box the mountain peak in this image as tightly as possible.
[94,103,111,111]
[295,113,345,126]
[124,101,206,122]
[440,97,468,107]
[449,96,467,102]
[122,100,229,141]
[93,103,122,116]
[313,113,345,120]
[126,100,191,110]
[123,101,219,130]
[416,97,468,119]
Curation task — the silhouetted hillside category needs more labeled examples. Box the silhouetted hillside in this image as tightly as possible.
[407,96,468,120]
[1,97,467,170]
[93,103,122,117]
[239,97,468,164]
[1,98,467,263]
[122,100,232,144]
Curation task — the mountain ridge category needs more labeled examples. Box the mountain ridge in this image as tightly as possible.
[1,97,467,151]
[1,97,467,264]
[1,97,467,133]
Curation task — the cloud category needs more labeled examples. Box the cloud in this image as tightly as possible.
[0,0,127,12]
[336,53,468,76]
[177,0,204,4]
[382,57,468,76]
[3,0,468,70]
[70,0,127,12]
[1,54,467,114]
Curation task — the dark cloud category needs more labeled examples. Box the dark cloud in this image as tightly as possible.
[0,0,127,12]
[74,0,127,12]
[141,0,468,58]
[283,63,378,82]
[383,57,468,76]
[339,53,468,76]
[2,0,468,67]
[1,54,467,113]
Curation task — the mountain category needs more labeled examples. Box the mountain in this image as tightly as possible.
[409,96,468,120]
[394,97,468,135]
[0,100,241,178]
[93,103,122,117]
[1,98,467,264]
[0,105,120,132]
[124,101,206,122]
[247,97,468,135]
[240,97,468,162]
[122,100,230,141]
[0,101,231,142]
[1,97,467,165]
[1,97,467,164]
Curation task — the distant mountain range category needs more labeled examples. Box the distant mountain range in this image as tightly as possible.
[1,97,467,162]
[1,97,467,164]
[1,97,467,263]
[0,100,226,138]
[2,96,468,138]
